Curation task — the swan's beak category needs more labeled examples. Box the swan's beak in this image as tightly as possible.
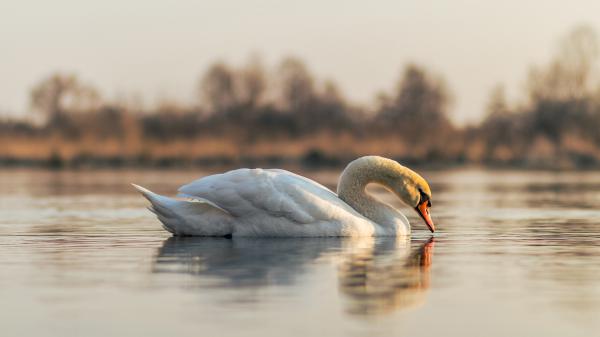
[415,201,435,232]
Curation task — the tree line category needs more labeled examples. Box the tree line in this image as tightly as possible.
[1,25,600,168]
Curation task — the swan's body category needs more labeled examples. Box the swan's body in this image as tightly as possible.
[134,156,435,237]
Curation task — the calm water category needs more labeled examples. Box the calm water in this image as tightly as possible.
[1,168,600,336]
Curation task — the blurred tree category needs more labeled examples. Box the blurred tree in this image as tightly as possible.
[238,56,266,110]
[527,25,599,102]
[199,62,238,114]
[316,80,354,129]
[485,85,510,118]
[277,57,316,112]
[320,80,345,107]
[525,25,600,143]
[480,84,523,162]
[377,64,452,141]
[199,57,268,119]
[30,73,100,124]
[557,25,599,95]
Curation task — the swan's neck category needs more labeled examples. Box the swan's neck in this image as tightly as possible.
[337,157,411,234]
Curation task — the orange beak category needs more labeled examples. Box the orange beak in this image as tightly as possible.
[415,201,435,232]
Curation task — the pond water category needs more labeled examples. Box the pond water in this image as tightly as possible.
[1,168,600,336]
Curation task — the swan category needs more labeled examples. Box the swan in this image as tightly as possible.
[133,155,435,237]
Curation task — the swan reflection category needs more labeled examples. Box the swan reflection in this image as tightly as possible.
[153,236,434,315]
[339,238,434,315]
[154,237,343,287]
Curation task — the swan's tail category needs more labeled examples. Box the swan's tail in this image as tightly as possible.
[132,184,232,236]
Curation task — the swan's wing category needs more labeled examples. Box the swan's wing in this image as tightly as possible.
[177,168,354,224]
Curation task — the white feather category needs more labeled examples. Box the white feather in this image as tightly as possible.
[133,157,423,237]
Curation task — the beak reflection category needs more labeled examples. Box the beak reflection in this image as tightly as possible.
[339,238,435,316]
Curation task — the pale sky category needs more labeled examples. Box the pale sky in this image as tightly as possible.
[1,0,599,124]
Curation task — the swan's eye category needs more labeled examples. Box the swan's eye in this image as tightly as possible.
[418,189,431,207]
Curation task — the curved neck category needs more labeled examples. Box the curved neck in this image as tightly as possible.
[337,157,410,233]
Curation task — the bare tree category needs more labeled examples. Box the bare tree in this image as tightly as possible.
[277,57,316,112]
[481,84,522,158]
[557,25,599,95]
[318,80,353,124]
[320,80,345,107]
[199,62,238,114]
[238,56,266,109]
[527,25,599,102]
[485,84,509,119]
[30,73,100,123]
[378,64,451,134]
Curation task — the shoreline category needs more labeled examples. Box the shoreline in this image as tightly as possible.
[1,154,596,171]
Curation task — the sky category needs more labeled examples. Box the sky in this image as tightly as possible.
[1,0,600,124]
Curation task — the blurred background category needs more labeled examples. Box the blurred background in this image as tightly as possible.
[4,4,600,336]
[2,1,600,169]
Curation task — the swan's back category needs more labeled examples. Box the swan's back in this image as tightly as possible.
[177,168,376,236]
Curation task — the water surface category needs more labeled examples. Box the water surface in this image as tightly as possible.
[1,168,600,336]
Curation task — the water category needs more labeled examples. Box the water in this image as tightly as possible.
[1,168,600,336]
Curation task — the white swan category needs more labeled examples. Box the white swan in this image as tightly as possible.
[133,156,435,237]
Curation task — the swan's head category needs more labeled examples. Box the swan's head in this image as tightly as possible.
[339,156,436,232]
[388,162,435,233]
